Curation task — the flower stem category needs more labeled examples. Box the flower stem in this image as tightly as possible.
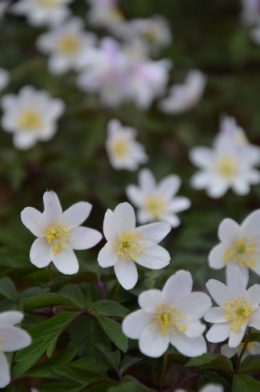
[97,280,106,300]
[160,352,168,392]
[112,281,120,300]
[235,327,252,372]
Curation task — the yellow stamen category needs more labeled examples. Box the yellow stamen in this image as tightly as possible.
[111,139,130,160]
[217,156,238,179]
[224,237,258,268]
[43,222,71,255]
[143,27,159,43]
[222,297,255,331]
[58,35,80,55]
[113,231,146,261]
[18,109,42,131]
[154,304,187,335]
[145,195,167,218]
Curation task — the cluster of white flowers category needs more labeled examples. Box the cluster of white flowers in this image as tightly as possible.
[240,0,260,43]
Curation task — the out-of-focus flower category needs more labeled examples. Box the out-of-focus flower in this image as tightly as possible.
[97,202,171,290]
[21,191,102,274]
[209,210,260,286]
[241,0,260,26]
[11,0,72,26]
[221,341,260,359]
[0,311,31,388]
[106,119,148,170]
[0,1,9,18]
[122,270,211,357]
[1,86,65,149]
[126,169,190,227]
[87,0,125,30]
[190,121,260,198]
[159,70,206,114]
[176,385,223,392]
[36,17,97,74]
[205,266,260,347]
[0,68,9,91]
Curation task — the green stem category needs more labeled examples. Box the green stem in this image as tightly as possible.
[112,281,120,301]
[160,352,168,392]
[235,327,252,372]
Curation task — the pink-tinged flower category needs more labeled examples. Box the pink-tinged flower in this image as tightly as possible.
[122,270,211,357]
[21,191,102,274]
[205,266,260,348]
[97,202,171,290]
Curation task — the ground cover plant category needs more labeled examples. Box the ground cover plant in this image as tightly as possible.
[1,0,260,391]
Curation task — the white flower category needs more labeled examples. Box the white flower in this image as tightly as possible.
[21,191,102,275]
[0,311,31,388]
[126,169,190,227]
[97,202,171,290]
[176,386,223,392]
[208,210,260,286]
[221,341,260,360]
[106,119,148,171]
[1,86,65,149]
[11,0,72,26]
[36,17,97,74]
[0,68,9,91]
[205,266,260,347]
[241,0,260,26]
[159,70,206,114]
[122,270,211,357]
[190,126,260,198]
[87,0,125,30]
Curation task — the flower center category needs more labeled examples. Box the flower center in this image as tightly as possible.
[222,297,256,331]
[217,156,238,179]
[113,230,146,261]
[145,195,167,218]
[143,27,159,43]
[224,237,258,268]
[34,0,60,8]
[18,109,42,131]
[112,139,130,160]
[110,7,124,21]
[154,304,186,335]
[58,35,80,55]
[43,221,71,255]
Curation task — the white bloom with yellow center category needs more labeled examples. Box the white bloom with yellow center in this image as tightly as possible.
[126,169,190,227]
[21,191,102,275]
[0,68,9,91]
[122,270,211,357]
[1,86,65,149]
[205,266,260,347]
[97,202,171,290]
[11,0,72,26]
[106,119,148,171]
[0,311,31,388]
[36,18,97,74]
[209,209,260,285]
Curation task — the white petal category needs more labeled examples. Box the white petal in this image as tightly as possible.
[247,285,260,307]
[114,260,138,290]
[97,242,118,267]
[0,352,10,388]
[163,270,192,304]
[135,243,170,269]
[0,311,23,327]
[170,333,207,357]
[126,185,144,207]
[232,180,250,196]
[20,207,44,237]
[204,307,226,323]
[208,244,226,269]
[175,292,212,319]
[181,320,206,338]
[206,279,231,306]
[248,309,260,329]
[103,209,118,241]
[190,172,211,189]
[138,290,163,313]
[60,202,92,229]
[168,197,191,213]
[43,191,62,226]
[158,175,181,199]
[135,222,171,243]
[139,325,169,358]
[162,214,180,228]
[71,227,102,250]
[220,344,238,358]
[207,181,229,198]
[189,147,213,167]
[226,262,249,288]
[241,209,260,235]
[139,169,156,192]
[137,209,153,224]
[0,327,31,352]
[13,133,37,149]
[228,325,247,347]
[218,218,240,243]
[122,310,153,339]
[206,323,230,343]
[226,266,247,297]
[113,203,136,233]
[30,238,51,268]
[52,249,79,275]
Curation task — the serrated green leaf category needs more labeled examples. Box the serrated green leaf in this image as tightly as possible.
[59,284,86,308]
[19,286,49,300]
[186,353,233,371]
[232,374,260,392]
[52,363,104,385]
[90,300,128,318]
[120,355,142,375]
[22,293,75,310]
[98,315,128,352]
[108,376,150,392]
[0,277,17,300]
[94,344,121,372]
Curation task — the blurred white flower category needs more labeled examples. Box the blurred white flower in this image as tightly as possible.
[126,169,190,227]
[209,210,260,286]
[0,1,9,18]
[122,270,211,357]
[87,0,125,30]
[205,266,260,347]
[11,0,72,26]
[199,385,223,392]
[241,0,260,26]
[1,85,65,149]
[106,119,148,171]
[159,70,206,114]
[97,202,171,290]
[221,340,260,360]
[21,191,102,275]
[0,311,31,388]
[0,68,9,91]
[190,123,260,198]
[36,17,97,74]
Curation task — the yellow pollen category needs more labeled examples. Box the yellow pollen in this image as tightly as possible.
[154,304,186,336]
[113,231,146,261]
[111,7,124,21]
[143,27,159,43]
[224,237,258,268]
[222,297,256,331]
[43,221,71,255]
[145,195,167,218]
[0,338,4,343]
[217,156,238,179]
[34,0,60,8]
[112,139,130,160]
[18,109,42,131]
[58,35,80,55]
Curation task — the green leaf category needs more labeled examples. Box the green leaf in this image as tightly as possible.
[186,353,233,371]
[52,363,104,385]
[107,376,150,392]
[22,293,76,310]
[232,374,260,392]
[120,355,142,375]
[94,344,121,372]
[238,354,260,374]
[19,286,49,300]
[0,277,17,300]
[98,315,128,352]
[90,300,128,318]
[59,284,86,308]
[40,382,82,392]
